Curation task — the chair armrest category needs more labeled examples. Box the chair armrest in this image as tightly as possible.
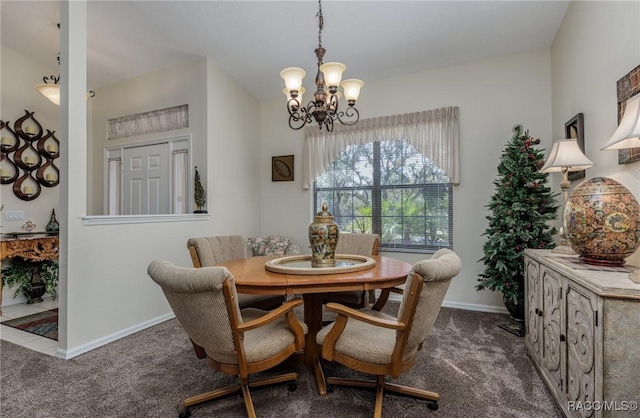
[371,287,404,311]
[325,302,405,331]
[238,298,303,332]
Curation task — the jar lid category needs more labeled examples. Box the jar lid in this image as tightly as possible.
[314,202,334,221]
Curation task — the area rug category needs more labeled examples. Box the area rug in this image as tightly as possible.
[1,309,58,341]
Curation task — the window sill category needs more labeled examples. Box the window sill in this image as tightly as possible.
[381,247,448,255]
[82,213,209,226]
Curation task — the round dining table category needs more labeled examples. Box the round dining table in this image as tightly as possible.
[216,254,412,395]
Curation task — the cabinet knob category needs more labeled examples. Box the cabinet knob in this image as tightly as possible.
[536,309,543,317]
[560,334,566,342]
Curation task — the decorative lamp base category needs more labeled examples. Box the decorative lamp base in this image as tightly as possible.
[579,256,626,267]
[551,242,575,255]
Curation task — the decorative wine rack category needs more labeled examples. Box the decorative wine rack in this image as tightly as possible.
[1,110,60,201]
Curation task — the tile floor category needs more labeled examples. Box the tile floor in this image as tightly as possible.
[0,298,59,356]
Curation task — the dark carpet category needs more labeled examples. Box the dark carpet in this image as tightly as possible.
[0,305,562,417]
[1,308,58,341]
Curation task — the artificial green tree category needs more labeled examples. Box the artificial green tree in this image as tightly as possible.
[476,125,558,312]
[194,166,207,213]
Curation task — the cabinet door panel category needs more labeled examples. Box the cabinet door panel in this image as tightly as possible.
[525,257,541,362]
[541,266,564,392]
[566,284,596,418]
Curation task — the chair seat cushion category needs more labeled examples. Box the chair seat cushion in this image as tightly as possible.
[317,308,415,365]
[212,308,308,364]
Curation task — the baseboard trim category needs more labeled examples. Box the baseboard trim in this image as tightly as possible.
[56,312,175,359]
[55,299,507,359]
[387,293,508,314]
[442,300,508,314]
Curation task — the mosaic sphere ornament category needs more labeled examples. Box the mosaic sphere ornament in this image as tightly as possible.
[563,177,640,266]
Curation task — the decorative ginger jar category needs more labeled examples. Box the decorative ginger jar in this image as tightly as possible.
[563,177,640,266]
[309,202,339,267]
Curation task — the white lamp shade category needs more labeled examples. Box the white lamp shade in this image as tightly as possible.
[35,83,60,105]
[283,86,305,103]
[319,62,346,88]
[280,67,306,92]
[602,94,640,150]
[341,79,364,102]
[540,139,595,173]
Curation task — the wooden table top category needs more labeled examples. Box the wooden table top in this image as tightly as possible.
[217,255,412,296]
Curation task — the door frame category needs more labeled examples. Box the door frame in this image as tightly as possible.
[103,135,192,215]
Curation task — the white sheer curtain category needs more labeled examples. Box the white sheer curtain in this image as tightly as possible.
[303,107,459,189]
[107,157,121,215]
[171,149,188,214]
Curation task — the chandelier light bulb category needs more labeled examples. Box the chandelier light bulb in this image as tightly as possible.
[319,62,346,90]
[280,67,306,94]
[341,79,364,103]
[35,83,61,105]
[283,87,305,106]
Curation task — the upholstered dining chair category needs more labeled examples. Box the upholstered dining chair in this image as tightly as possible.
[147,260,306,418]
[187,235,285,310]
[322,233,380,308]
[317,249,462,416]
[246,235,300,257]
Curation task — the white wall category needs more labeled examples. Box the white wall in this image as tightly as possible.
[50,3,262,356]
[259,49,553,312]
[1,46,61,305]
[89,59,208,215]
[551,1,640,265]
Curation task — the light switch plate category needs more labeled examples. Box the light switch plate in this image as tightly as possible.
[5,210,24,221]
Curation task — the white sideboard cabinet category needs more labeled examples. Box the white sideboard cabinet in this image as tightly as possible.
[524,249,640,418]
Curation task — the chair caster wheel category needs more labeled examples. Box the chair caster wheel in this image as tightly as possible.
[288,382,297,392]
[179,407,191,418]
[427,401,438,411]
[327,385,334,393]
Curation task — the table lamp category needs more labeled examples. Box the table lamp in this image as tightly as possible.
[602,93,640,282]
[540,138,595,254]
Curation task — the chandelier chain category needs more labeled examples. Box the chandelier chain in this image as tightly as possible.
[316,0,324,49]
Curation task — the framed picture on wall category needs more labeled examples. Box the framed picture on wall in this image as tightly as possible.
[272,155,294,181]
[616,64,640,164]
[565,113,586,181]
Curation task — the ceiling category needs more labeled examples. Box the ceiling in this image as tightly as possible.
[1,1,570,101]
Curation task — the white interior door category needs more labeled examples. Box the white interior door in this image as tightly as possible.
[122,143,170,215]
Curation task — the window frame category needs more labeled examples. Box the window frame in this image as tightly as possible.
[313,140,453,253]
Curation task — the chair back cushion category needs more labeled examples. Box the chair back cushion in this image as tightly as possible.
[335,233,380,256]
[246,236,300,256]
[398,249,461,355]
[147,260,242,362]
[187,235,247,266]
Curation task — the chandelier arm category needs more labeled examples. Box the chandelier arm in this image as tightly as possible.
[43,75,60,85]
[324,116,334,132]
[287,100,315,130]
[335,106,360,126]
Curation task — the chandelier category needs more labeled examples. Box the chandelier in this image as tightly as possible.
[34,24,95,106]
[280,0,364,132]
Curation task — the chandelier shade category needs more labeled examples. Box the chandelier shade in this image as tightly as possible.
[34,82,61,106]
[280,0,363,132]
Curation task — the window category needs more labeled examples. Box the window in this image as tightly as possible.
[314,139,453,252]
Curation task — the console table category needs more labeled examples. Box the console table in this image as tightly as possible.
[0,233,59,309]
[524,249,640,417]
